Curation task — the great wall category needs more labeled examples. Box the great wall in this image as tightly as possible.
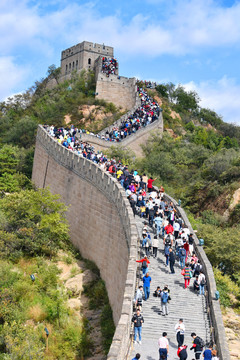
[32,41,231,359]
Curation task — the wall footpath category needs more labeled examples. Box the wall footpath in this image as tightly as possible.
[32,126,138,359]
[164,193,230,360]
[79,112,164,156]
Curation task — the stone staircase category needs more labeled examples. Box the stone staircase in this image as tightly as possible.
[130,216,211,360]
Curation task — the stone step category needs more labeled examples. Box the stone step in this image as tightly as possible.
[130,216,211,360]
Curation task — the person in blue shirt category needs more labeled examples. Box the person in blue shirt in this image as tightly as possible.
[203,345,213,359]
[143,272,152,300]
[154,214,163,237]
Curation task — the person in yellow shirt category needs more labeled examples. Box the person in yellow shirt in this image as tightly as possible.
[116,169,123,179]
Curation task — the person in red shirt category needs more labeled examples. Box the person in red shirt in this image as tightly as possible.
[136,255,150,276]
[147,177,157,193]
[165,223,174,234]
[177,345,188,359]
[183,241,189,260]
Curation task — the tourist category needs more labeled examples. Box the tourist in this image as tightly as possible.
[183,262,191,289]
[147,177,157,193]
[135,286,144,311]
[175,319,185,346]
[136,255,150,277]
[193,275,200,294]
[179,246,187,269]
[169,247,175,274]
[152,235,158,258]
[143,272,151,301]
[177,345,188,360]
[158,332,169,360]
[198,270,206,295]
[153,286,161,297]
[203,344,213,359]
[132,354,141,360]
[132,309,144,344]
[190,333,205,359]
[160,286,169,316]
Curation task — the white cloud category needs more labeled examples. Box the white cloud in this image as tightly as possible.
[0,57,28,101]
[1,0,240,102]
[1,0,240,58]
[183,76,240,124]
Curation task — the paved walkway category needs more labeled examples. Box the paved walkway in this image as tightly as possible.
[130,216,211,360]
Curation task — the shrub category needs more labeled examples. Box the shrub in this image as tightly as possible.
[28,304,47,322]
[214,268,240,309]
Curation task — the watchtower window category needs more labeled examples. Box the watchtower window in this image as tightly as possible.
[76,60,78,68]
[88,58,91,65]
[69,63,71,72]
[73,61,75,69]
[65,64,68,74]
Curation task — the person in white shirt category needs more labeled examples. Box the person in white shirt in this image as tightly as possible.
[158,332,169,359]
[175,318,185,347]
[173,221,180,239]
[198,271,206,295]
[152,235,159,258]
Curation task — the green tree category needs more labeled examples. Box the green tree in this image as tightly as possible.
[47,64,62,85]
[0,188,69,259]
[199,107,223,127]
[173,85,200,112]
[155,84,168,98]
[105,145,135,165]
[4,116,38,148]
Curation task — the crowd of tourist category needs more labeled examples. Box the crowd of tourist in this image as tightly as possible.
[45,121,219,360]
[48,87,161,144]
[102,57,118,76]
[100,88,160,142]
[129,180,219,359]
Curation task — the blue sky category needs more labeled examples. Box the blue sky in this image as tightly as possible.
[1,0,240,124]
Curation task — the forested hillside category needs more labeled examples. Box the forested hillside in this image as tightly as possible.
[0,69,116,359]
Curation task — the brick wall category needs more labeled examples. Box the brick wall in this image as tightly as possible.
[32,126,138,359]
[95,73,137,110]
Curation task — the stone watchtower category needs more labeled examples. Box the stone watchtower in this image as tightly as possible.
[57,40,137,110]
[60,41,114,77]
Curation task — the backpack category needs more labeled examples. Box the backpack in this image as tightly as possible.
[195,264,201,273]
[161,292,168,304]
[197,336,205,348]
[165,235,171,246]
[200,278,206,286]
[164,246,170,256]
[142,260,147,269]
[179,248,186,257]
